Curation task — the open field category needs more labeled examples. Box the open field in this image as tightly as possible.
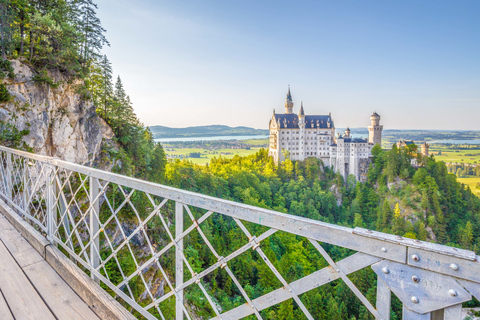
[429,146,480,165]
[458,177,480,196]
[163,138,268,165]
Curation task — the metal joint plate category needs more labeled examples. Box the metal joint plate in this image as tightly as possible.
[408,248,480,284]
[372,260,471,314]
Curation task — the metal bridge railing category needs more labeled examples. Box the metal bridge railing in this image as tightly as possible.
[0,145,479,320]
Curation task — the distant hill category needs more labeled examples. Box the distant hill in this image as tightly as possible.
[150,125,269,139]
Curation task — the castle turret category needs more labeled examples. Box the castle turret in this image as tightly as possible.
[421,143,429,157]
[285,86,293,114]
[368,112,383,146]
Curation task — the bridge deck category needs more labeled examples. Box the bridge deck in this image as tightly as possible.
[0,213,100,320]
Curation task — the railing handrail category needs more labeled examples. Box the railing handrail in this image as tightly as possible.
[0,145,474,263]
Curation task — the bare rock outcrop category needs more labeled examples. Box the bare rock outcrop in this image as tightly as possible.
[0,59,115,165]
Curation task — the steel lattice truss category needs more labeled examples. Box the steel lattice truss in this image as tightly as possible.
[0,145,479,320]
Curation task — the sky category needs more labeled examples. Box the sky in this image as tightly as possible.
[96,0,480,130]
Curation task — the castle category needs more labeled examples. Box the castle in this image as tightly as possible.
[268,88,383,181]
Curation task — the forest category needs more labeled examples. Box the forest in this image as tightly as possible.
[1,1,480,319]
[158,144,480,319]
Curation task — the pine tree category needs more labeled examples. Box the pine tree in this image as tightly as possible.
[0,0,14,59]
[392,203,405,235]
[89,54,113,120]
[73,0,109,66]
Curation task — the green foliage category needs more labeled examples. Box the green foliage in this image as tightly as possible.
[0,58,14,79]
[0,83,10,102]
[32,69,59,88]
[0,120,31,150]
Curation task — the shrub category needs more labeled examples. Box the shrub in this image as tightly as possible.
[32,69,59,88]
[0,84,11,102]
[0,59,14,80]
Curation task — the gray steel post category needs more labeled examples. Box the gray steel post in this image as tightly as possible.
[402,306,431,320]
[90,177,100,283]
[376,277,391,320]
[175,201,184,320]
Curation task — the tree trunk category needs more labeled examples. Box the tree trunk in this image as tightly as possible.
[29,30,34,62]
[19,22,25,55]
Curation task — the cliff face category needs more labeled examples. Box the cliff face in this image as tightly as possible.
[0,59,114,165]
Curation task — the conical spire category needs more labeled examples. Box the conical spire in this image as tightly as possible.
[285,85,294,114]
[299,101,305,116]
[286,85,292,102]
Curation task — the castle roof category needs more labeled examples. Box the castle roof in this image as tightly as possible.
[401,140,415,145]
[343,137,368,143]
[275,114,333,129]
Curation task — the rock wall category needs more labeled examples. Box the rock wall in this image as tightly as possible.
[0,59,115,165]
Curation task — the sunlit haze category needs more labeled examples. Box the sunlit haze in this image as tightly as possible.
[97,0,480,130]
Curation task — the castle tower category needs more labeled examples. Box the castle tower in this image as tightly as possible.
[368,112,383,146]
[421,143,429,157]
[345,127,351,138]
[285,86,294,114]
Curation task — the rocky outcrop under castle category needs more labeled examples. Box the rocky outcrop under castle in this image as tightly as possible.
[0,59,114,165]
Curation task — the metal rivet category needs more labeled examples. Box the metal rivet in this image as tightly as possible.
[411,275,420,283]
[449,263,459,271]
[411,254,420,262]
[411,296,419,304]
[381,247,387,253]
[382,267,389,274]
[448,289,458,297]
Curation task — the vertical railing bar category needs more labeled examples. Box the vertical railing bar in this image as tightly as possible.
[376,277,391,320]
[176,201,184,320]
[46,164,55,241]
[90,177,100,283]
[5,152,12,201]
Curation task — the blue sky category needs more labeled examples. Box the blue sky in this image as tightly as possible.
[96,0,480,130]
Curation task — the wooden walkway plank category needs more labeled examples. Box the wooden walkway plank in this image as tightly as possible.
[0,215,44,267]
[23,259,101,320]
[0,240,56,320]
[0,290,14,320]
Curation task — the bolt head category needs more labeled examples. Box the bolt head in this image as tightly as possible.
[411,254,420,262]
[448,289,458,297]
[381,247,387,253]
[449,263,459,271]
[382,267,390,274]
[411,296,419,304]
[411,275,420,283]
